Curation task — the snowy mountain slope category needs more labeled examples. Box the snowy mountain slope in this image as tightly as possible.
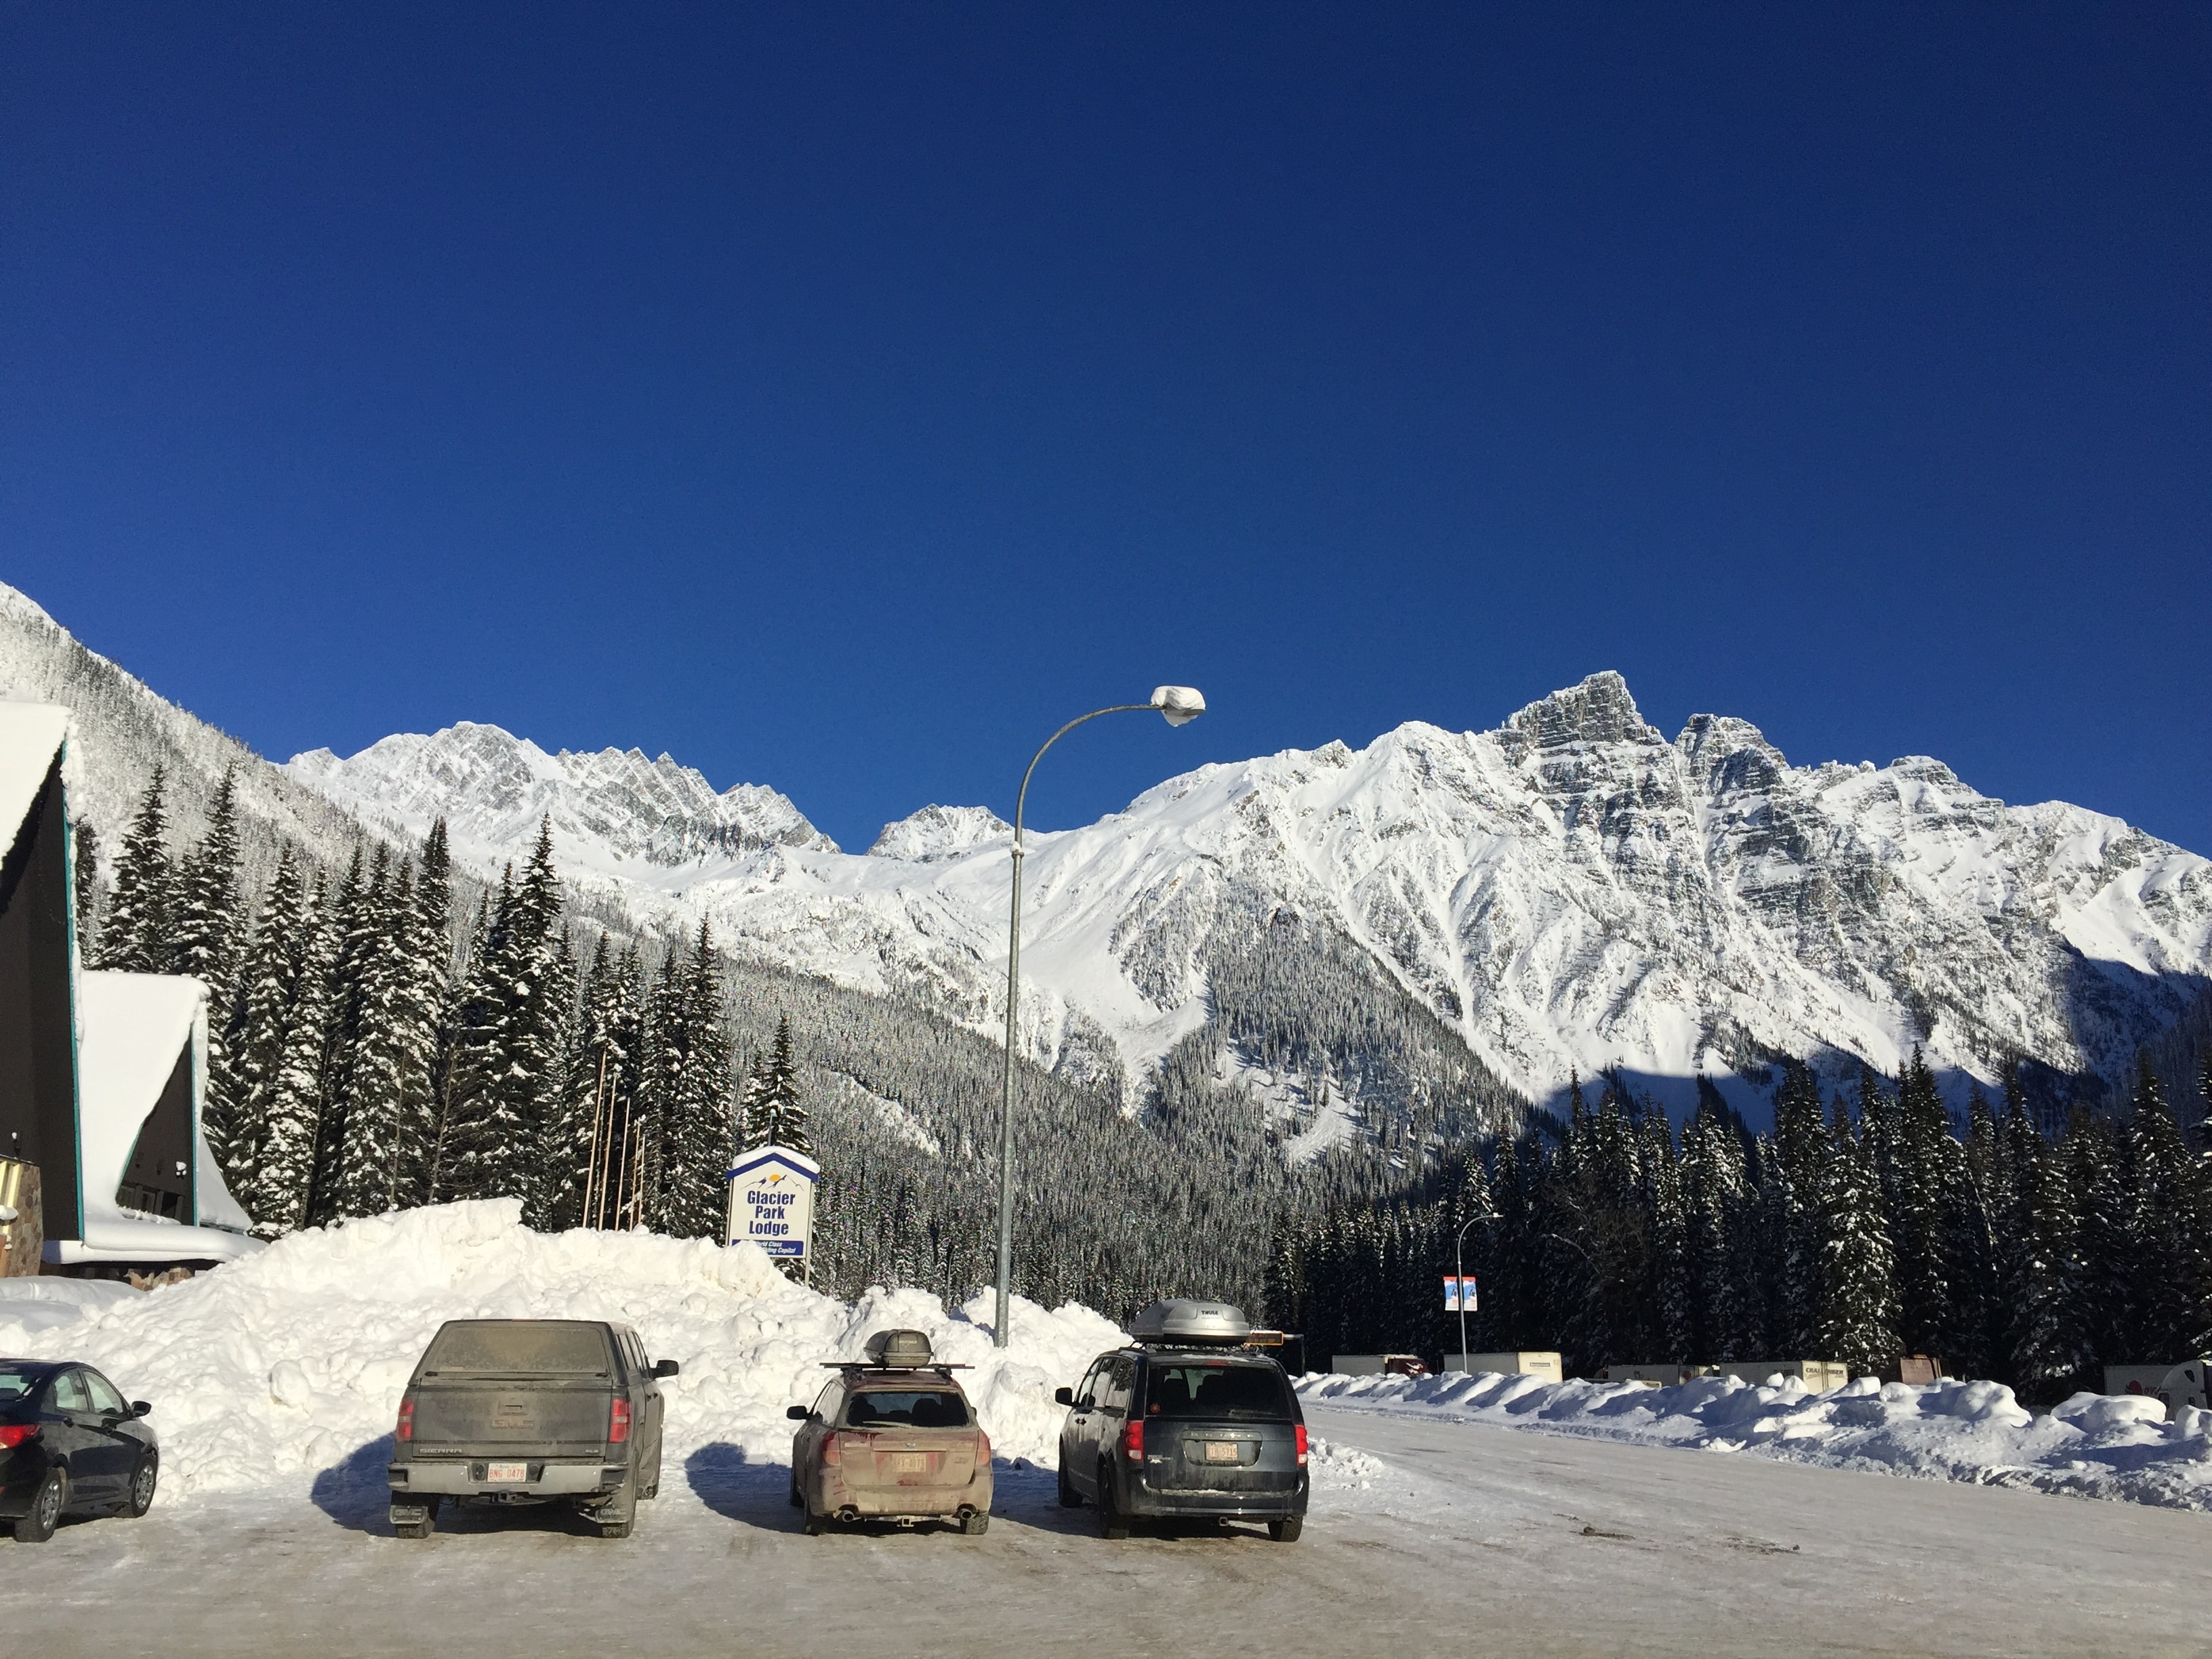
[0,582,380,891]
[286,673,2212,1124]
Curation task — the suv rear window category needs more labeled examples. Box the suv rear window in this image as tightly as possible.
[843,1389,972,1429]
[422,1322,612,1376]
[1143,1362,1292,1421]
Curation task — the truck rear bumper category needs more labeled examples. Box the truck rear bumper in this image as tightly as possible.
[390,1459,625,1498]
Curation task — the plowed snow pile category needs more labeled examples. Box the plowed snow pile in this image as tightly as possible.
[0,1201,1124,1500]
[1300,1368,2212,1511]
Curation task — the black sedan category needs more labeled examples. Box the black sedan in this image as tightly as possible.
[1,1358,159,1542]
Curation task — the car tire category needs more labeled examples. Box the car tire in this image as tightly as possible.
[802,1509,827,1537]
[123,1453,159,1518]
[1268,1516,1303,1543]
[1057,1462,1082,1508]
[1095,1464,1129,1540]
[962,1509,991,1536]
[12,1469,65,1542]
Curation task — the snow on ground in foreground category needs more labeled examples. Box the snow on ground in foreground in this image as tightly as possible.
[1300,1368,2212,1512]
[0,1202,1124,1501]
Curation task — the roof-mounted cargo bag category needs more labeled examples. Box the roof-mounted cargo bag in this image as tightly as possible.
[1128,1299,1253,1347]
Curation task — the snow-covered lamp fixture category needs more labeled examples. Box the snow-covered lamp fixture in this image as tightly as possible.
[1151,686,1206,727]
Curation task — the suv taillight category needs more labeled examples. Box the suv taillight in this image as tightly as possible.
[394,1397,414,1444]
[1294,1423,1308,1467]
[1123,1419,1144,1463]
[609,1398,631,1445]
[821,1434,842,1467]
[977,1431,991,1467]
[0,1423,35,1450]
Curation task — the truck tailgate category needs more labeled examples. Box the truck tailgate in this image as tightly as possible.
[411,1382,613,1456]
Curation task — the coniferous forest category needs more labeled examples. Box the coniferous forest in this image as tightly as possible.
[75,771,2212,1403]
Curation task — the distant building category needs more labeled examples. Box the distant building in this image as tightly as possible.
[0,701,259,1275]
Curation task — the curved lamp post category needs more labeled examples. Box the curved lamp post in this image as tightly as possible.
[992,686,1206,1347]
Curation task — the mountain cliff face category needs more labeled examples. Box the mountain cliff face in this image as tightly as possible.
[283,671,2212,1124]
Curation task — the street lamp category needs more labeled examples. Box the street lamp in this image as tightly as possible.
[992,687,1206,1347]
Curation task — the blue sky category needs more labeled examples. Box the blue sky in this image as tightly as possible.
[5,4,2206,854]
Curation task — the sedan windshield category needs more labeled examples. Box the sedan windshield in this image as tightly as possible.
[1144,1363,1293,1421]
[844,1390,972,1429]
[0,1364,44,1404]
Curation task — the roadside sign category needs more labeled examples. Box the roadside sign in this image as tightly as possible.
[726,1146,820,1265]
[1443,1275,1478,1313]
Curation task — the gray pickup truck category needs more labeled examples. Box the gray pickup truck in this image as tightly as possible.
[386,1319,677,1540]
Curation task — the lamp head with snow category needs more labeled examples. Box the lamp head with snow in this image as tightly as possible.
[1151,686,1206,727]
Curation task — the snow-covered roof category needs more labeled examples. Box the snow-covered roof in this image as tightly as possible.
[65,970,259,1264]
[0,701,68,851]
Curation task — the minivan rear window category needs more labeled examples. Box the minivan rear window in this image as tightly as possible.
[422,1322,611,1375]
[1144,1362,1292,1420]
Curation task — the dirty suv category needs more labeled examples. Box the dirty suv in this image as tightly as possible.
[387,1319,678,1540]
[1056,1299,1308,1541]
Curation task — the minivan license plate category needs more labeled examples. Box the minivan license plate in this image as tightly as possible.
[1204,1441,1239,1463]
[486,1462,528,1483]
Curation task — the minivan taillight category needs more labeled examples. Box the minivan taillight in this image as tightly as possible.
[1294,1423,1308,1467]
[394,1397,414,1444]
[0,1423,35,1450]
[1123,1419,1144,1463]
[609,1398,631,1445]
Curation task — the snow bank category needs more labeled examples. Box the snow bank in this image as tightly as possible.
[0,1202,1126,1500]
[1298,1368,2212,1512]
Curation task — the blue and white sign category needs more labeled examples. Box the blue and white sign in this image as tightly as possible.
[726,1147,820,1262]
[1442,1275,1478,1313]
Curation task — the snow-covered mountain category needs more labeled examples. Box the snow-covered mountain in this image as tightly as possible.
[285,673,2212,1124]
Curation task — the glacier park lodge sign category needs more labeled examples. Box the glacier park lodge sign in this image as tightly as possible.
[726,1147,818,1265]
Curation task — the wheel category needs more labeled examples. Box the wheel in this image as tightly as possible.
[961,1509,991,1535]
[802,1510,827,1536]
[1057,1462,1082,1508]
[1095,1464,1129,1540]
[390,1497,437,1539]
[123,1453,159,1518]
[12,1469,64,1542]
[1268,1516,1303,1543]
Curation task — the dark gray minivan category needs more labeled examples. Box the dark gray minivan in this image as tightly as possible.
[1054,1300,1308,1542]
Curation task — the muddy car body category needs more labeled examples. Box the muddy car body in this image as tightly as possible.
[386,1319,677,1539]
[787,1329,992,1534]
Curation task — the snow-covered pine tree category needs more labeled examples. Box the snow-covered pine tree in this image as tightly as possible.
[70,816,102,958]
[223,848,308,1203]
[1814,1098,1900,1370]
[1891,1048,1953,1357]
[2001,1069,2089,1391]
[740,1014,811,1157]
[426,888,494,1203]
[1640,1111,1692,1364]
[649,920,733,1241]
[247,873,337,1234]
[331,856,424,1218]
[2069,1109,2138,1368]
[98,766,175,972]
[394,819,453,1206]
[1682,1088,1750,1361]
[307,843,380,1224]
[171,766,246,1162]
[1770,1061,1830,1355]
[1942,1083,2007,1382]
[2128,1057,2212,1360]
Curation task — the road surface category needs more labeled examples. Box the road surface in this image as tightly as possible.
[4,1403,2205,1657]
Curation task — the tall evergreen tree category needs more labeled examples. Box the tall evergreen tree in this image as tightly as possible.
[99,766,174,972]
[740,1015,812,1156]
[1891,1049,1953,1355]
[2128,1057,2212,1359]
[648,921,734,1240]
[224,848,309,1202]
[1814,1098,1900,1369]
[70,817,102,958]
[247,873,336,1235]
[172,767,247,1162]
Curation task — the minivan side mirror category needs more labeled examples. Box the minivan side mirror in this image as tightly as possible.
[1053,1387,1073,1407]
[130,1401,152,1418]
[786,1405,810,1421]
[653,1359,680,1378]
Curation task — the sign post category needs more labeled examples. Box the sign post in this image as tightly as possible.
[726,1147,820,1282]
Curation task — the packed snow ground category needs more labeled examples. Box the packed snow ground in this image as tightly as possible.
[1299,1366,2212,1512]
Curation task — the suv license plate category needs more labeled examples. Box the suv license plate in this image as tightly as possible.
[890,1453,927,1473]
[1204,1441,1240,1464]
[486,1462,528,1483]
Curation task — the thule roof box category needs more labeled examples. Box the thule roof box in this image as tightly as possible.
[821,1328,970,1372]
[1128,1299,1253,1347]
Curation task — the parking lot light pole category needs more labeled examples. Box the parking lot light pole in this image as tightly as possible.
[1454,1214,1481,1370]
[994,687,1206,1348]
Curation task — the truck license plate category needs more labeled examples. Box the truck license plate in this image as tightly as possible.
[890,1452,927,1473]
[486,1462,528,1483]
[1204,1441,1239,1463]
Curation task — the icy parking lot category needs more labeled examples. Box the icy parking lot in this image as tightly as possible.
[5,1205,2210,1655]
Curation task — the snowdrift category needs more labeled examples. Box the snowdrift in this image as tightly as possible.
[1300,1367,2212,1512]
[0,1202,1125,1501]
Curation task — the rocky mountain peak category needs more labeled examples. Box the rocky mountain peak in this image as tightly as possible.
[869,804,1012,862]
[1507,671,1659,750]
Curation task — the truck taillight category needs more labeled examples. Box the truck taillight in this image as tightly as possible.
[394,1397,414,1444]
[1294,1423,1308,1467]
[609,1398,631,1445]
[821,1434,842,1467]
[1124,1419,1144,1463]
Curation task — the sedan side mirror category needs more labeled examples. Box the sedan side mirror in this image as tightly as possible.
[653,1359,680,1378]
[131,1401,152,1418]
[786,1405,810,1421]
[1053,1387,1073,1407]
